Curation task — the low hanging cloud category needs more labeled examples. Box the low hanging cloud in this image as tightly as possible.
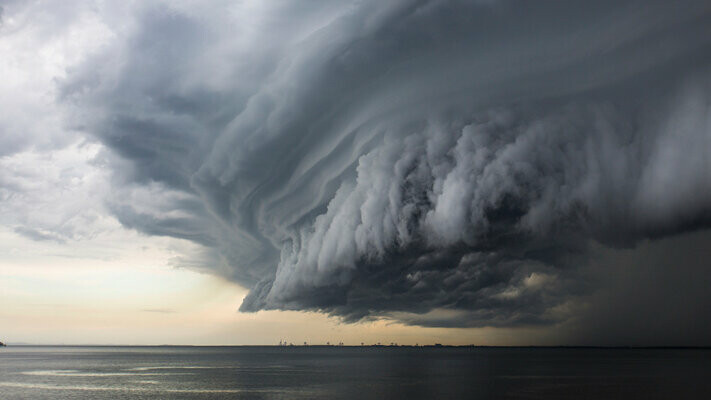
[56,0,711,330]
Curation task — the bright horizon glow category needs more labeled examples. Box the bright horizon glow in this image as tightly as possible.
[0,224,552,346]
[0,234,544,346]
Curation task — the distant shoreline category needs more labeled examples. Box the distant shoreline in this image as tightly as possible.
[4,344,710,350]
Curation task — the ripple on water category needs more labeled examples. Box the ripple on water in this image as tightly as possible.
[21,370,192,377]
[0,382,245,393]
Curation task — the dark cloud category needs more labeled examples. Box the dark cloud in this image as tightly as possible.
[13,226,67,244]
[61,0,711,338]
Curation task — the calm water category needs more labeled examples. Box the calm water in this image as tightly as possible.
[1,346,710,399]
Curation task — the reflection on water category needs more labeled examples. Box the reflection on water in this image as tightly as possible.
[1,346,710,399]
[22,370,192,376]
[0,382,245,394]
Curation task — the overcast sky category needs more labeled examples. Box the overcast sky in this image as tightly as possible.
[1,0,709,346]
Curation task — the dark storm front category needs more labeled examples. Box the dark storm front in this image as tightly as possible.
[1,346,710,399]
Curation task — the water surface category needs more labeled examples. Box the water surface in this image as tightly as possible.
[1,346,709,399]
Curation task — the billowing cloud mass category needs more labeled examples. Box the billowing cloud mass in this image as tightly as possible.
[10,0,710,334]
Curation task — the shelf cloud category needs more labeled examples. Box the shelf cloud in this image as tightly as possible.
[50,0,711,334]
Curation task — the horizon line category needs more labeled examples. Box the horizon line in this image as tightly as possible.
[4,344,711,349]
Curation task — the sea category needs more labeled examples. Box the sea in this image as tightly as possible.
[1,346,709,399]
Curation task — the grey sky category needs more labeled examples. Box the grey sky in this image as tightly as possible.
[2,0,710,345]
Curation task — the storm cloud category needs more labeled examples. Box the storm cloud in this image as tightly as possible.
[54,0,711,331]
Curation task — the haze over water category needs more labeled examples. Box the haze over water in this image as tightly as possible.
[1,346,710,399]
